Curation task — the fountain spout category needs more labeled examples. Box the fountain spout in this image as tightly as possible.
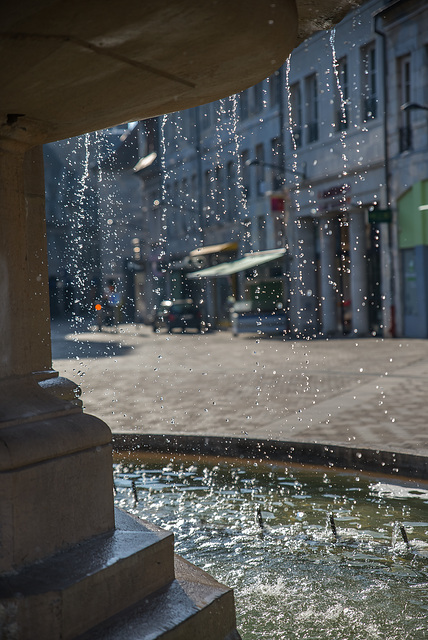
[399,524,410,550]
[329,513,338,541]
[256,505,264,530]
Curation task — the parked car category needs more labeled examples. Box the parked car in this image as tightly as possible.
[152,299,202,333]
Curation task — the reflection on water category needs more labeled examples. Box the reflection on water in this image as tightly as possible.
[114,454,428,640]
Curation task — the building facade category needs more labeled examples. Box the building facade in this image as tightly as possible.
[380,0,428,338]
[44,0,428,338]
[153,0,401,336]
[284,0,389,338]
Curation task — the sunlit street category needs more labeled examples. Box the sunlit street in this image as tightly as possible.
[53,320,428,455]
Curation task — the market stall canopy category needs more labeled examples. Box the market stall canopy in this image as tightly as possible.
[1,0,361,145]
[187,248,287,278]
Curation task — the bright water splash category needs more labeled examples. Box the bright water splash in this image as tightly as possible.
[231,93,251,251]
[285,56,302,200]
[212,98,228,225]
[159,114,170,263]
[330,27,349,173]
[114,458,428,640]
[61,132,99,325]
[285,56,307,330]
[329,26,350,218]
[172,112,191,239]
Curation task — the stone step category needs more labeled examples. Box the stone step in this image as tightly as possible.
[75,555,241,640]
[0,517,174,639]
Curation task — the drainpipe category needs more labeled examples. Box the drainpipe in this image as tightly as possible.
[374,3,400,337]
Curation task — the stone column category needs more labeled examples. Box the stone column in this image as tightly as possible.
[349,209,369,335]
[0,141,52,378]
[319,216,338,336]
[0,140,114,574]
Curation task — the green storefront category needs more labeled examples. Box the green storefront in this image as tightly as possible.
[398,179,428,338]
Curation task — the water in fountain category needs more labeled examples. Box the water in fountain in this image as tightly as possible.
[114,454,428,640]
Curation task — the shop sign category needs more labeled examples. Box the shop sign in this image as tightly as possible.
[368,208,392,224]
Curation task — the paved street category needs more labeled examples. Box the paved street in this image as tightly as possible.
[52,320,428,456]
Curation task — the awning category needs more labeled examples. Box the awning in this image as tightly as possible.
[189,242,238,257]
[187,248,286,278]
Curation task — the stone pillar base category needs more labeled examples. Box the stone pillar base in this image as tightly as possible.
[0,376,114,573]
[0,378,241,639]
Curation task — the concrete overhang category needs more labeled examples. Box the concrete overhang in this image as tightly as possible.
[1,0,361,145]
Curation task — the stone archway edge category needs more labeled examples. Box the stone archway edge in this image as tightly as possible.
[112,433,428,481]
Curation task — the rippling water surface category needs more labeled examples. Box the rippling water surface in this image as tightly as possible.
[114,454,428,639]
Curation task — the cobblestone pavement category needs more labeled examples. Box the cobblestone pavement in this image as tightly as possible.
[52,320,428,456]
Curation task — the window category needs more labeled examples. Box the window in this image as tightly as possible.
[226,160,236,220]
[289,82,302,147]
[240,90,249,120]
[190,173,197,227]
[269,71,281,107]
[257,216,267,251]
[190,173,197,199]
[334,57,349,131]
[305,74,318,143]
[240,150,250,199]
[271,137,283,190]
[255,143,265,196]
[214,165,223,220]
[182,109,195,143]
[172,180,179,208]
[398,55,412,152]
[204,169,212,224]
[254,82,264,113]
[201,104,212,130]
[361,43,377,121]
[181,178,188,234]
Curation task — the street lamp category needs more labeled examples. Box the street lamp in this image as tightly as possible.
[245,158,307,180]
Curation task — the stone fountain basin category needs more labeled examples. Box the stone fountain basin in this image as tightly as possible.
[112,437,428,640]
[112,433,428,481]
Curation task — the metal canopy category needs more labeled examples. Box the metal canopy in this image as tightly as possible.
[187,248,286,278]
